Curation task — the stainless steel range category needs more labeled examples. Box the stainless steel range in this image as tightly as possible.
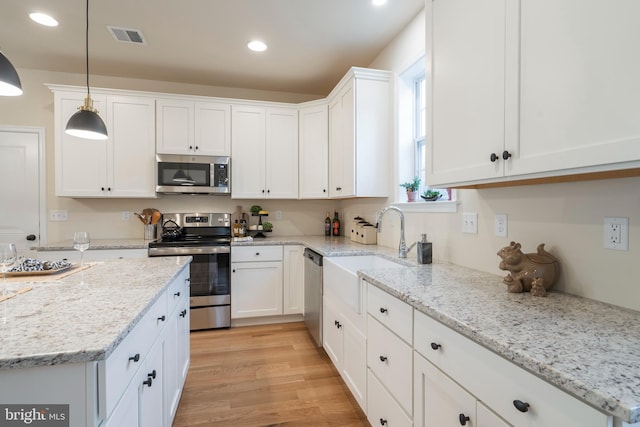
[148,212,231,330]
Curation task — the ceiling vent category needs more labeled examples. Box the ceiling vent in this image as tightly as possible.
[106,26,147,45]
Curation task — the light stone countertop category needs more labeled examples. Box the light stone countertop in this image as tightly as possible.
[34,238,150,251]
[0,256,191,370]
[21,235,640,421]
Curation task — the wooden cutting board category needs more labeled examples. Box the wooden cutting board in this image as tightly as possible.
[5,263,94,284]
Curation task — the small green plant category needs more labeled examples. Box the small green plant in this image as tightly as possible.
[423,190,441,198]
[400,176,421,192]
[262,221,273,231]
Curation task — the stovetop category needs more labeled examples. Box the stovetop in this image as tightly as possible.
[148,212,231,256]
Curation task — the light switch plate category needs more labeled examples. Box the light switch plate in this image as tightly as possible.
[495,214,507,237]
[462,212,478,234]
[604,217,628,251]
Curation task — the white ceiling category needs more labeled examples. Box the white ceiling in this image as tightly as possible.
[1,0,424,96]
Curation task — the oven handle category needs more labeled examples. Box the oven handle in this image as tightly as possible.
[148,245,230,256]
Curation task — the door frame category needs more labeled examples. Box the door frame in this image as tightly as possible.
[0,125,47,245]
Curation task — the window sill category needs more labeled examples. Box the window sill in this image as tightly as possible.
[392,200,459,213]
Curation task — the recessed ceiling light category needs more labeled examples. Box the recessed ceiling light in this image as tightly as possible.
[29,12,59,27]
[247,40,267,52]
[372,0,387,6]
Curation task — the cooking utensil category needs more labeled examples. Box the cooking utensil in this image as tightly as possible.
[134,212,146,224]
[151,210,161,225]
[142,208,154,224]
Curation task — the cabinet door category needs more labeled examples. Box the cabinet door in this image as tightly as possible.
[231,261,283,318]
[414,352,476,427]
[139,339,164,427]
[194,101,231,156]
[163,312,179,426]
[55,91,108,197]
[299,104,329,198]
[477,402,511,427]
[426,0,508,186]
[511,0,640,176]
[156,99,194,154]
[328,83,355,198]
[231,105,266,198]
[265,108,298,198]
[104,369,140,427]
[177,296,190,385]
[108,96,156,198]
[342,321,366,411]
[322,297,343,367]
[283,245,304,315]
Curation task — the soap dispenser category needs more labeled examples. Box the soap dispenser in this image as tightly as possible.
[417,234,432,264]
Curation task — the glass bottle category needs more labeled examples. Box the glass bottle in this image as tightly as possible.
[332,211,340,236]
[324,212,331,236]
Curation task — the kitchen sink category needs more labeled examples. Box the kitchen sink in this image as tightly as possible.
[324,255,404,317]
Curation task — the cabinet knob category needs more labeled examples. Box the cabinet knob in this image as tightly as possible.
[430,342,442,350]
[336,187,342,191]
[255,252,260,256]
[490,153,499,162]
[379,419,387,426]
[101,187,105,191]
[513,400,530,413]
[157,315,166,322]
[334,320,342,329]
[323,189,326,193]
[459,413,470,425]
[147,370,156,379]
[267,189,270,194]
[262,189,265,193]
[379,307,388,314]
[174,291,181,297]
[502,150,512,160]
[107,187,111,191]
[143,378,153,387]
[26,234,36,241]
[232,269,236,273]
[379,355,388,362]
[195,146,199,150]
[128,353,140,362]
[189,145,193,150]
[180,309,187,317]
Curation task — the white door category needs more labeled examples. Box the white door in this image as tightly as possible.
[0,127,43,251]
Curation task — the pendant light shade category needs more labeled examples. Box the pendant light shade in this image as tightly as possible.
[65,0,108,140]
[0,51,23,96]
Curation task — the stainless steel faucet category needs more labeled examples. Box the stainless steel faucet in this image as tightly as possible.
[376,206,416,258]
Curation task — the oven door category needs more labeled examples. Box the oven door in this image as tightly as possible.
[190,252,230,297]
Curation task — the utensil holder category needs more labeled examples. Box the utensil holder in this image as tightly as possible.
[144,224,157,240]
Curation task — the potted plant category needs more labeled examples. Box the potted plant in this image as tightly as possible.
[421,189,442,201]
[400,176,421,202]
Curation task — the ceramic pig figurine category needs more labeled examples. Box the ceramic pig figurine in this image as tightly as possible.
[497,242,560,297]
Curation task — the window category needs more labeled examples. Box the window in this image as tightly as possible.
[397,56,454,210]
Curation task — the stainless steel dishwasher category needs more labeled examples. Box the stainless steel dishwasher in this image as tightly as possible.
[304,248,323,346]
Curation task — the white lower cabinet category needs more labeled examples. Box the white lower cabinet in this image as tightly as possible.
[413,310,610,427]
[322,296,367,410]
[139,338,164,427]
[414,351,509,427]
[368,370,413,427]
[231,245,304,319]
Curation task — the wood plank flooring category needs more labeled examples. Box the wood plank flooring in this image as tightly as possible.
[173,321,369,426]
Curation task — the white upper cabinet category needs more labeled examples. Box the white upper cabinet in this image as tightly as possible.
[53,88,156,198]
[328,67,391,198]
[512,0,640,176]
[299,101,329,199]
[156,98,231,156]
[426,0,640,187]
[231,104,298,199]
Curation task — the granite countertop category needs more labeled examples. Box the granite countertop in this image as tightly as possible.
[0,256,191,370]
[34,238,150,251]
[358,262,640,423]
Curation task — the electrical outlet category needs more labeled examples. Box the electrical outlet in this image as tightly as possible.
[121,211,130,221]
[495,214,508,237]
[603,217,629,251]
[275,210,282,220]
[462,212,478,234]
[49,210,68,221]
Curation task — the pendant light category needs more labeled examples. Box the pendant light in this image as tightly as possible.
[65,0,108,140]
[0,50,23,96]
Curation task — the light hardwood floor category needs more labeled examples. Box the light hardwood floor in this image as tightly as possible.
[173,321,369,426]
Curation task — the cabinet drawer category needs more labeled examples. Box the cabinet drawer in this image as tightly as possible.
[367,315,412,416]
[413,310,609,427]
[367,283,412,344]
[167,266,189,314]
[101,293,167,417]
[367,369,412,427]
[231,245,283,262]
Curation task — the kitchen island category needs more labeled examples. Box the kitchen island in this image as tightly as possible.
[0,256,191,427]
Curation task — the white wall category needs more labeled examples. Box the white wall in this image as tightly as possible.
[345,9,640,312]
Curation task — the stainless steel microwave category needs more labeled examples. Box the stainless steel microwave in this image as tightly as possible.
[156,154,230,195]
